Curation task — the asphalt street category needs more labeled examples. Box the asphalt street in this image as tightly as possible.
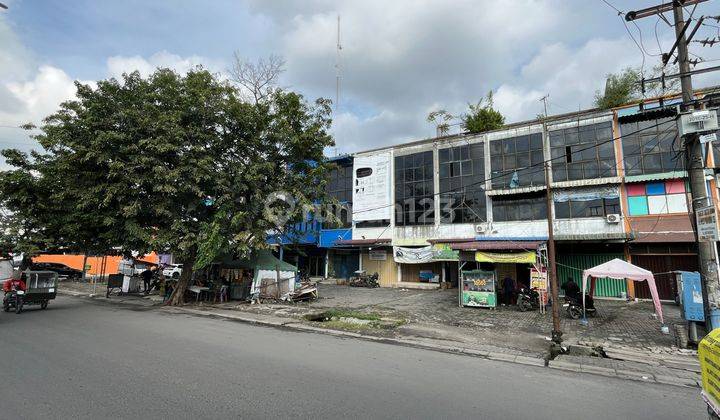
[0,296,706,419]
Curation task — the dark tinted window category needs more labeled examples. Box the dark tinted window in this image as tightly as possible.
[620,117,681,175]
[551,122,616,182]
[438,143,486,223]
[490,133,545,189]
[492,193,547,222]
[395,151,434,226]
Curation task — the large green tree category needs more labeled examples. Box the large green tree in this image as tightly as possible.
[0,68,334,304]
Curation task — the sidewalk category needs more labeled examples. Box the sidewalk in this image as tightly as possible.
[58,281,701,388]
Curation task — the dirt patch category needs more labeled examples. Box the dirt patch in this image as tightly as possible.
[304,309,404,332]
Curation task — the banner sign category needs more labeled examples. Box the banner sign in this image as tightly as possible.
[393,246,434,264]
[460,270,496,308]
[530,268,547,290]
[353,152,392,222]
[432,243,460,261]
[697,205,719,242]
[699,329,720,413]
[475,251,535,264]
[530,268,548,306]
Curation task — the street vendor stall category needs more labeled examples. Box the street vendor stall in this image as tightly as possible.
[460,270,496,308]
[582,258,664,325]
[222,250,298,301]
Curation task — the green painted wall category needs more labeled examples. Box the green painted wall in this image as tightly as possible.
[557,253,627,298]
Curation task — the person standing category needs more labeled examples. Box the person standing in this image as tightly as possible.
[502,276,515,306]
[141,268,153,294]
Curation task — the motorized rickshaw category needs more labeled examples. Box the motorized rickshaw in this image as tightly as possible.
[3,270,58,314]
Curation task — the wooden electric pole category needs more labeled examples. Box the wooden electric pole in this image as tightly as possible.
[541,94,562,345]
[544,160,562,345]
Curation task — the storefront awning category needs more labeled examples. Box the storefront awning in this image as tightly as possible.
[628,214,695,243]
[444,240,543,251]
[336,238,391,247]
[476,251,536,263]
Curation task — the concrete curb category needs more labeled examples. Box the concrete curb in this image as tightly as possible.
[58,292,700,388]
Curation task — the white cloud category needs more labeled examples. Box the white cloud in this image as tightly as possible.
[106,51,226,80]
[0,19,222,169]
[6,66,79,123]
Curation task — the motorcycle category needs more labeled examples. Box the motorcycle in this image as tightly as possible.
[517,287,540,312]
[563,294,596,319]
[3,271,57,314]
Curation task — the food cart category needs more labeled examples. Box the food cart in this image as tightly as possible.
[459,270,496,308]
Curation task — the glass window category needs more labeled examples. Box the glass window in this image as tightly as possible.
[554,197,619,219]
[550,122,617,181]
[492,193,547,222]
[621,116,682,175]
[325,163,354,228]
[395,151,434,226]
[439,143,486,224]
[490,132,545,189]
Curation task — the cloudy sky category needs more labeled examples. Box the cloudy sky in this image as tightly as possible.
[1,0,719,167]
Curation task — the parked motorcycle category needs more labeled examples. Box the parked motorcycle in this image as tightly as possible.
[517,287,540,312]
[563,294,597,319]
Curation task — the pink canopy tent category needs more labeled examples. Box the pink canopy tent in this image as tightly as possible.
[582,258,664,324]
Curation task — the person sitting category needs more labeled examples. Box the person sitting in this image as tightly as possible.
[562,278,581,301]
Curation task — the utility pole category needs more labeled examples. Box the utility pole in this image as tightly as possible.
[335,14,342,112]
[672,4,720,330]
[542,109,562,345]
[627,0,720,330]
[539,93,562,345]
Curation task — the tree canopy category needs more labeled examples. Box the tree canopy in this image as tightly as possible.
[594,65,679,110]
[462,91,505,134]
[0,67,334,303]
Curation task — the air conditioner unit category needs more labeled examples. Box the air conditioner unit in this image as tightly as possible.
[606,214,621,224]
[474,224,487,234]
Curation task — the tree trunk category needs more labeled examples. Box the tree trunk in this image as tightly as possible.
[167,253,195,306]
[81,254,88,282]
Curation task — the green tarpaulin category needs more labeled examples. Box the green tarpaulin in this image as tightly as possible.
[221,250,297,272]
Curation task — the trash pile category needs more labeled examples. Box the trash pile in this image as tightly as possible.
[349,271,379,288]
[289,281,318,302]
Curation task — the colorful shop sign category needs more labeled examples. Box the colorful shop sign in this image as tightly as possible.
[475,251,535,264]
[530,268,548,306]
[460,270,496,308]
[432,243,460,261]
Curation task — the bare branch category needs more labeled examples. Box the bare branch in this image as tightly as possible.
[229,53,286,104]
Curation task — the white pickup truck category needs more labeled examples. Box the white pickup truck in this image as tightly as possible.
[162,264,183,279]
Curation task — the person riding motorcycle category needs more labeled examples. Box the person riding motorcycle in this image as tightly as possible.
[2,273,26,294]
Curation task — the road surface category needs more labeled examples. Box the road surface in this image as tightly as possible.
[0,296,706,419]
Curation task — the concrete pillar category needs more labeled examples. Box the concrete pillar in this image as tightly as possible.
[359,249,363,271]
[279,247,284,262]
[324,250,330,279]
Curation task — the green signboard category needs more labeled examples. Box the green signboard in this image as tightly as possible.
[460,270,496,308]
